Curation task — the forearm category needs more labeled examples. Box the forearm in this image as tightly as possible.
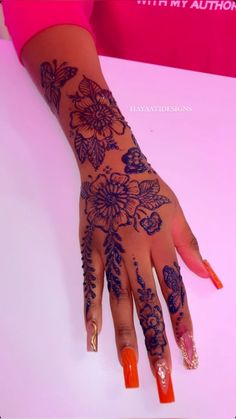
[21,24,138,179]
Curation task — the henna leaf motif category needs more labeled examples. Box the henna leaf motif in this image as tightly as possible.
[87,137,106,170]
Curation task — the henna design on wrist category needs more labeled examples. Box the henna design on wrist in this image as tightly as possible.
[122,147,156,175]
[68,76,129,170]
[133,258,167,357]
[40,59,77,115]
[40,60,131,169]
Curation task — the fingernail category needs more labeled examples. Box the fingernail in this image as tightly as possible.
[203,259,223,289]
[155,359,175,403]
[87,320,98,352]
[178,332,199,369]
[120,347,139,388]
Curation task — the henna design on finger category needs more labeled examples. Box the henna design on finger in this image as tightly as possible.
[163,262,186,314]
[175,311,186,340]
[40,59,78,115]
[104,231,125,297]
[133,258,167,358]
[81,224,97,316]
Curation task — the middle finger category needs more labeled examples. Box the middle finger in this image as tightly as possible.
[125,252,175,403]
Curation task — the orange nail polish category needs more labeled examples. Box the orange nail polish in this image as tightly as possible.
[120,347,139,388]
[155,359,175,403]
[203,260,223,289]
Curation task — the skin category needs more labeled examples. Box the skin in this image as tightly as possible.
[21,24,209,380]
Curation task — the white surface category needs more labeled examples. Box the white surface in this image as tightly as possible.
[0,39,236,419]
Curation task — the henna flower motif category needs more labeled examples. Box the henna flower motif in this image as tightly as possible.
[70,92,126,141]
[144,327,167,356]
[140,211,162,235]
[139,304,166,356]
[69,77,129,169]
[86,173,140,232]
[122,147,150,174]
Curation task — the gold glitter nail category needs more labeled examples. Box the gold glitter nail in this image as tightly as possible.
[90,320,98,352]
[178,332,199,369]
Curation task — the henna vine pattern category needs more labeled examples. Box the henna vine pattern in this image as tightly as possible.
[81,224,96,315]
[163,262,186,314]
[133,258,167,357]
[80,172,171,313]
[40,59,78,115]
[122,147,156,174]
[68,76,129,169]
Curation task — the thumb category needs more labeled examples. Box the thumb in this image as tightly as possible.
[172,199,209,278]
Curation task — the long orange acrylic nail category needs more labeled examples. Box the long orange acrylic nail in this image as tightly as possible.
[155,359,175,403]
[120,347,139,388]
[202,259,223,289]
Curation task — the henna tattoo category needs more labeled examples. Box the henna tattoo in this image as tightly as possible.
[175,311,186,340]
[133,258,167,357]
[122,147,156,174]
[103,165,112,175]
[81,172,170,234]
[40,59,77,115]
[81,224,96,316]
[140,211,162,235]
[163,262,185,314]
[80,171,170,312]
[68,76,129,169]
[104,231,125,297]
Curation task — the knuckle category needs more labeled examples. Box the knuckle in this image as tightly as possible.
[110,286,131,302]
[190,234,199,250]
[84,297,101,312]
[116,324,134,338]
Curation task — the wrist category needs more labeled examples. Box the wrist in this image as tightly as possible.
[73,128,143,177]
[78,145,156,183]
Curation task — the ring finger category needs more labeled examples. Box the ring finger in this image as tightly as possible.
[151,237,199,370]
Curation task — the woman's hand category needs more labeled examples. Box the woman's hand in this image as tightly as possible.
[79,163,209,403]
[18,22,222,404]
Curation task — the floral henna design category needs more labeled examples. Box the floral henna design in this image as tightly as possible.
[82,172,170,233]
[133,258,167,357]
[68,76,129,169]
[140,211,162,235]
[163,262,186,314]
[80,172,170,310]
[40,59,78,115]
[122,147,156,174]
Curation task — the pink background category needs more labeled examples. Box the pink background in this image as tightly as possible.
[0,39,236,418]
